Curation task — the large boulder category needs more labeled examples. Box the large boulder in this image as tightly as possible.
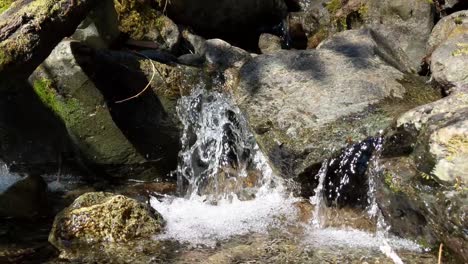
[231,31,440,196]
[290,0,434,71]
[427,10,468,89]
[49,192,164,256]
[29,41,147,176]
[378,86,468,262]
[365,0,434,71]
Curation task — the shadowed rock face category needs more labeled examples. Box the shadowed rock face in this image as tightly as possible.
[162,0,288,48]
[231,38,440,194]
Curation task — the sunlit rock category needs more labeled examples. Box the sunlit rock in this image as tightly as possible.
[49,192,164,250]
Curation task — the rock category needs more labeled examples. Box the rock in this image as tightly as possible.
[365,0,435,70]
[231,46,440,196]
[181,30,251,69]
[317,29,413,73]
[178,53,206,67]
[203,39,252,69]
[378,86,468,262]
[71,0,120,49]
[114,0,180,51]
[161,0,287,45]
[428,11,468,89]
[49,192,164,250]
[390,86,468,185]
[0,83,78,173]
[291,0,434,71]
[258,33,283,54]
[29,41,146,176]
[376,157,467,263]
[0,174,49,218]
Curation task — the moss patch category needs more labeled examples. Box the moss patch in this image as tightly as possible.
[0,0,13,14]
[114,0,163,40]
[32,76,82,124]
[326,0,342,14]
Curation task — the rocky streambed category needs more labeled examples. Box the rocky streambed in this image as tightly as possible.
[0,0,467,263]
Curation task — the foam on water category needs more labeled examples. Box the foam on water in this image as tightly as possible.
[302,227,421,251]
[151,186,298,246]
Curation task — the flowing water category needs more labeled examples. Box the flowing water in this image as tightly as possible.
[149,89,436,263]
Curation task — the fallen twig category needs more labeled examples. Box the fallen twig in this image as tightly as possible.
[115,51,156,103]
[438,243,443,264]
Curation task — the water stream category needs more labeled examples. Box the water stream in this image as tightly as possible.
[149,88,428,262]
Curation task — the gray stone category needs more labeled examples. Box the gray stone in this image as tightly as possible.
[428,11,468,88]
[231,47,439,182]
[181,31,251,69]
[365,0,435,71]
[378,88,468,262]
[29,41,146,172]
[393,86,468,184]
[292,0,434,71]
[317,29,413,73]
[258,33,282,54]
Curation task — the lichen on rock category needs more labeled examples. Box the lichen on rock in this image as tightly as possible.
[49,192,164,249]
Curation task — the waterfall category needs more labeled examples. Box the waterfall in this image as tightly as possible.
[151,88,297,246]
[175,88,276,202]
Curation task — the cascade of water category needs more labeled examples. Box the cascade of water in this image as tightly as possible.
[175,88,276,202]
[151,88,297,245]
[310,160,328,228]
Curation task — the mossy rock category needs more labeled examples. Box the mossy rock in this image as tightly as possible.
[49,192,164,251]
[114,0,179,50]
[29,41,146,170]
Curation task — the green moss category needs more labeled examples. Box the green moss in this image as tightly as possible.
[358,4,368,18]
[384,171,402,193]
[33,77,82,124]
[326,0,342,14]
[0,0,13,14]
[114,0,162,40]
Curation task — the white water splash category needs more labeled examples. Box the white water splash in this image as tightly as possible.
[151,186,298,247]
[0,163,21,193]
[303,227,421,252]
[310,160,328,228]
[151,89,297,246]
